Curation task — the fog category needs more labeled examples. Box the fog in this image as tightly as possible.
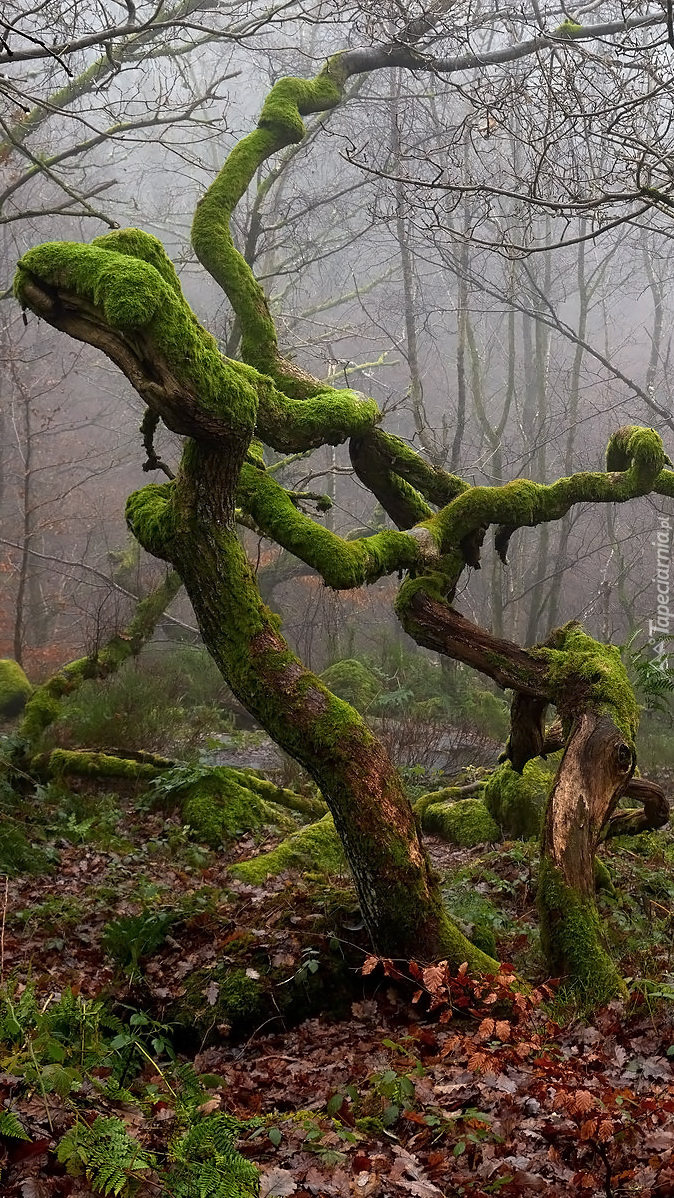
[2,0,673,697]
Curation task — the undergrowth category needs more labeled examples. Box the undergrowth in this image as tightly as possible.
[0,984,260,1196]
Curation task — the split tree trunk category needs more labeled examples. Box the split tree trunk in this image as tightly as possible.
[539,713,633,1002]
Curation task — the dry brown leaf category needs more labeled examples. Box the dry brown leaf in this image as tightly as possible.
[597,1119,615,1142]
[478,1018,496,1040]
[422,964,446,994]
[580,1118,597,1141]
[573,1090,596,1115]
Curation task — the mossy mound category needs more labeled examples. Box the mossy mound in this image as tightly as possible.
[320,659,381,712]
[484,760,553,839]
[414,785,467,821]
[422,798,500,847]
[152,766,297,849]
[230,813,346,882]
[0,660,33,719]
[182,776,296,849]
[171,933,358,1040]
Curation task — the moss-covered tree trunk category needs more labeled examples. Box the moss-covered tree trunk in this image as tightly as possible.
[538,713,633,1002]
[127,444,493,969]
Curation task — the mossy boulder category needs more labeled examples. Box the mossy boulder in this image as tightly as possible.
[229,813,346,882]
[414,785,466,821]
[422,798,500,847]
[176,966,266,1036]
[484,760,553,839]
[0,660,33,719]
[320,659,381,712]
[154,766,297,848]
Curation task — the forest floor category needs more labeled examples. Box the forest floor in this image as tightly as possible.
[3,774,674,1197]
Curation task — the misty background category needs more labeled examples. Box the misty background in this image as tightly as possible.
[2,0,674,762]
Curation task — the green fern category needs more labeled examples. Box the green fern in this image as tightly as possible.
[58,1115,151,1196]
[167,1113,259,1197]
[0,1109,29,1139]
[621,632,674,715]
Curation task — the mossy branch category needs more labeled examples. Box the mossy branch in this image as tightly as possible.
[424,426,667,557]
[237,463,429,589]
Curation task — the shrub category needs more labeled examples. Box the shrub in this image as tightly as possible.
[45,649,233,756]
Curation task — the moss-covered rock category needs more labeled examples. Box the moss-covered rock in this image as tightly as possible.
[484,760,553,839]
[422,798,500,847]
[414,785,467,821]
[0,660,33,719]
[230,813,346,882]
[178,770,296,849]
[319,659,381,711]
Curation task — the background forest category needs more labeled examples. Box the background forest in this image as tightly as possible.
[5,2,674,1196]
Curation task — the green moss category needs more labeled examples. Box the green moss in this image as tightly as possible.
[0,660,33,718]
[414,786,465,820]
[176,966,265,1036]
[423,427,666,561]
[230,813,345,882]
[233,770,326,819]
[173,769,295,849]
[320,660,381,711]
[554,19,582,35]
[536,622,639,746]
[46,749,161,782]
[237,463,418,587]
[484,760,552,839]
[538,858,625,1003]
[93,228,184,295]
[190,55,349,389]
[15,237,258,443]
[422,798,500,847]
[219,969,265,1024]
[594,857,615,894]
[471,923,498,958]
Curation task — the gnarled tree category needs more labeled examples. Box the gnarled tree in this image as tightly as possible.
[13,29,673,1001]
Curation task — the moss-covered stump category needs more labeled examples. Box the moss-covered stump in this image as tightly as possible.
[0,660,33,719]
[166,884,367,1040]
[230,813,346,882]
[484,760,553,839]
[421,797,500,847]
[319,659,381,712]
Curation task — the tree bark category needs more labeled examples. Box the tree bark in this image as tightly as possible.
[538,713,634,1001]
[127,443,495,969]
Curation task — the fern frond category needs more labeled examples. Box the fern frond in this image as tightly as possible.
[167,1113,259,1198]
[0,1109,30,1139]
[57,1115,151,1196]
